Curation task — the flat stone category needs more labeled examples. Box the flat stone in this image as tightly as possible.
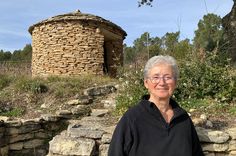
[40,114,60,122]
[196,127,230,143]
[91,109,109,117]
[102,99,116,109]
[49,135,95,156]
[229,140,236,151]
[0,116,10,122]
[101,133,112,144]
[67,124,104,139]
[202,143,229,152]
[0,145,9,156]
[227,127,236,140]
[71,105,91,116]
[9,133,34,143]
[67,99,80,105]
[24,139,45,149]
[9,142,24,150]
[99,144,109,156]
[56,110,72,115]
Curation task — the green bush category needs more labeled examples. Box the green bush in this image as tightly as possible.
[0,74,12,90]
[15,77,48,94]
[0,107,25,117]
[115,53,236,114]
[175,54,236,103]
[115,67,147,115]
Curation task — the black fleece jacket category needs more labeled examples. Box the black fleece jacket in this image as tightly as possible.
[108,95,204,156]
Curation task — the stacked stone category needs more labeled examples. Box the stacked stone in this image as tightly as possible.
[197,127,236,156]
[29,10,127,77]
[0,84,117,156]
[31,21,104,77]
[0,116,65,156]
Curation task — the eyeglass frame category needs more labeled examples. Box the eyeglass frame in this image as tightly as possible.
[146,75,176,84]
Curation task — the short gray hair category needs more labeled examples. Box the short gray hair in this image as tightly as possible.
[143,55,179,80]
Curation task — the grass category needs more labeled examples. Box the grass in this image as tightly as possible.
[0,107,25,117]
[0,73,117,118]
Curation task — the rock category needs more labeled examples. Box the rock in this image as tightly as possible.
[0,116,10,122]
[9,133,34,143]
[9,142,24,150]
[56,110,72,115]
[40,114,60,122]
[196,127,230,143]
[77,95,93,105]
[71,105,91,116]
[227,127,236,140]
[101,133,112,144]
[102,99,116,109]
[229,140,236,151]
[189,109,196,113]
[91,109,109,117]
[202,143,229,152]
[67,99,80,105]
[0,145,9,156]
[24,139,45,149]
[206,120,214,128]
[49,135,96,156]
[84,85,116,96]
[99,144,109,156]
[200,114,208,120]
[192,118,206,126]
[67,124,104,139]
[229,150,236,156]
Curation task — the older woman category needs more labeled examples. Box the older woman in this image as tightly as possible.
[108,55,204,156]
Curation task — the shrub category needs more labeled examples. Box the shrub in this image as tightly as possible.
[115,67,147,115]
[15,76,48,94]
[0,107,25,117]
[0,74,12,90]
[115,53,236,114]
[175,53,236,103]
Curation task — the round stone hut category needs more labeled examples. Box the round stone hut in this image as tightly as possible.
[28,10,127,77]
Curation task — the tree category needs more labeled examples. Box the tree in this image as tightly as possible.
[11,44,32,61]
[161,31,180,53]
[0,50,12,61]
[138,0,153,6]
[193,13,225,52]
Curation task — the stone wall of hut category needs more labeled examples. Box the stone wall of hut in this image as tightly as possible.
[31,20,124,77]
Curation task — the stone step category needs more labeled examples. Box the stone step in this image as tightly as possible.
[90,109,109,117]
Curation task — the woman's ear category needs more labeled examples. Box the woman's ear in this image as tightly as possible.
[144,79,149,89]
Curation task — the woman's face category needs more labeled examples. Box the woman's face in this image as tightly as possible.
[144,63,176,101]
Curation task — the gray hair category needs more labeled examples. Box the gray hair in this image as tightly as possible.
[143,55,179,80]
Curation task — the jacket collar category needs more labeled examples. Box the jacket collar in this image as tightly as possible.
[141,95,187,120]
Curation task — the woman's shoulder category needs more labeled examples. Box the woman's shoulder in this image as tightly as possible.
[122,99,147,122]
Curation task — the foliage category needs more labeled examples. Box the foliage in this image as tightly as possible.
[115,67,147,115]
[193,14,227,52]
[115,52,236,114]
[0,107,25,117]
[175,54,236,104]
[0,74,13,90]
[15,76,48,94]
[138,0,153,6]
[124,31,192,65]
[0,44,32,61]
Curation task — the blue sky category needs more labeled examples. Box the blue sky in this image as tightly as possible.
[0,0,233,51]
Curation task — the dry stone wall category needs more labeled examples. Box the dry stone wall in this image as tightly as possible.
[29,10,127,77]
[31,21,104,77]
[1,84,236,156]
